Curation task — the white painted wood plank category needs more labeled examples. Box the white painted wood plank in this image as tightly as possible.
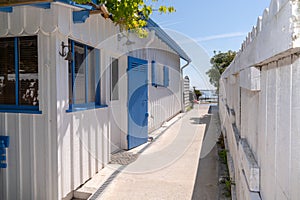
[263,63,277,200]
[6,114,18,200]
[275,56,291,199]
[291,54,300,200]
[9,6,24,35]
[0,12,9,37]
[24,6,40,34]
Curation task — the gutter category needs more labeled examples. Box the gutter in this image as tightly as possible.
[181,60,190,72]
[180,59,191,112]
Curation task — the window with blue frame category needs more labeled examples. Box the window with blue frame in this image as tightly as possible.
[151,61,169,87]
[0,36,39,113]
[68,40,102,111]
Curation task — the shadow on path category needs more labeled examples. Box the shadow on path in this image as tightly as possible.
[192,105,219,200]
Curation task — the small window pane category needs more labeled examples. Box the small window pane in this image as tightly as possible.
[111,58,119,100]
[0,38,16,105]
[19,36,39,106]
[74,43,86,104]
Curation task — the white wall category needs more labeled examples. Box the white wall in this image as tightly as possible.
[219,0,300,199]
[0,6,59,200]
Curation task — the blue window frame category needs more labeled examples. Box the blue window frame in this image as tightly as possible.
[0,36,40,114]
[151,61,169,88]
[68,40,105,112]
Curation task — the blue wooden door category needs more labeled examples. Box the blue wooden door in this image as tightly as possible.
[127,56,148,149]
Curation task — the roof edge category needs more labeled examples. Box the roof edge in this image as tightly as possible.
[146,18,191,62]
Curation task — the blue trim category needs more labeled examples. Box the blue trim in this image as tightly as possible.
[14,38,19,106]
[0,155,6,161]
[85,45,88,103]
[0,105,39,110]
[0,136,9,168]
[0,109,41,114]
[73,10,90,24]
[69,2,93,10]
[0,136,9,148]
[0,7,13,13]
[31,3,51,9]
[0,105,41,114]
[0,2,50,13]
[0,163,7,168]
[55,0,70,4]
[55,0,93,10]
[0,149,5,154]
[66,104,108,113]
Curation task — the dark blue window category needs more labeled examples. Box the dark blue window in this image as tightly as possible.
[68,40,104,112]
[0,36,40,114]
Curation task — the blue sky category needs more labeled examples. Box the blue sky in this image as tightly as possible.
[151,0,270,89]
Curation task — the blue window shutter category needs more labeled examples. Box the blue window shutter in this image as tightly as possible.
[151,61,156,86]
[164,66,169,87]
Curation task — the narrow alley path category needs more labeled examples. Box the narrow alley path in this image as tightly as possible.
[76,104,221,200]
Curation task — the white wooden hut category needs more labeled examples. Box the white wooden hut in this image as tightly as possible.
[0,1,191,199]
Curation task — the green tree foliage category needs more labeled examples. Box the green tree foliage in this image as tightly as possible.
[74,0,175,37]
[206,50,236,91]
[193,86,202,100]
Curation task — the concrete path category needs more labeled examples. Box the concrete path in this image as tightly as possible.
[76,104,220,200]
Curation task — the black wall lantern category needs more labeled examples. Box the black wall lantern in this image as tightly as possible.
[59,41,73,62]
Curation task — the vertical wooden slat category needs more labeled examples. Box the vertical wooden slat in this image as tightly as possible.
[291,54,300,200]
[265,63,277,200]
[275,56,292,199]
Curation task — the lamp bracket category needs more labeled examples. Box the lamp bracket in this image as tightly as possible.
[59,42,70,57]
